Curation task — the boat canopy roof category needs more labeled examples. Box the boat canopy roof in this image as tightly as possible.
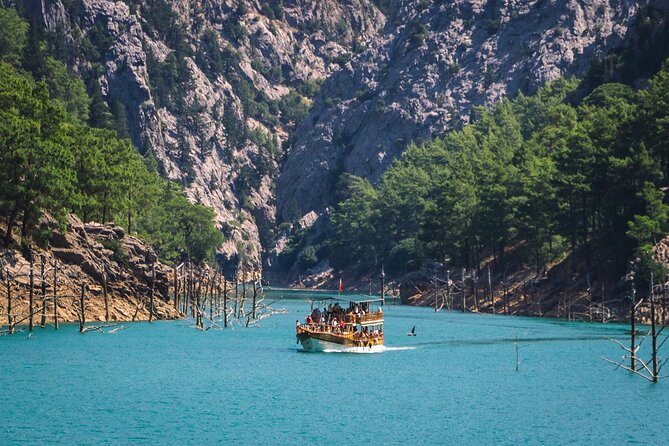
[306,296,384,305]
[263,287,384,304]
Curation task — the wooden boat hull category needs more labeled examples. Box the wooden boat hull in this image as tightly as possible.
[296,330,383,353]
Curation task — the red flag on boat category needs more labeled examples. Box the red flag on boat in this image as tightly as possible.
[339,277,343,294]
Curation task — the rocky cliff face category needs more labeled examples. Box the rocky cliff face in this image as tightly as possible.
[20,0,664,277]
[277,0,648,222]
[23,0,384,269]
[0,214,180,322]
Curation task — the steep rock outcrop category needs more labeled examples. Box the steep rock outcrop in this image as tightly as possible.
[24,0,385,269]
[277,0,648,222]
[0,214,180,322]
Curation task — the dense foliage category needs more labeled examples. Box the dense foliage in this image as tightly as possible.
[328,62,669,279]
[0,8,222,262]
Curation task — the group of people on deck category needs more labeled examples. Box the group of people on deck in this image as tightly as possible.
[297,301,382,338]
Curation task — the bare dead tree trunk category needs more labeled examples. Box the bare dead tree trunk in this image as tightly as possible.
[195,271,203,328]
[180,271,185,314]
[223,278,228,328]
[234,275,239,318]
[241,268,247,317]
[103,264,109,322]
[181,268,187,315]
[173,264,179,310]
[216,270,222,318]
[209,271,215,321]
[434,274,439,312]
[149,262,156,323]
[252,272,257,319]
[487,264,493,305]
[630,281,637,371]
[662,283,667,326]
[446,269,451,311]
[28,251,34,331]
[504,274,509,315]
[188,262,194,317]
[473,269,479,312]
[53,261,58,330]
[488,266,494,314]
[40,255,47,327]
[650,277,659,383]
[601,283,605,324]
[6,270,13,334]
[79,283,86,333]
[461,267,466,313]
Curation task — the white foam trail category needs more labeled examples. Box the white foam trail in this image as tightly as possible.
[381,346,416,351]
[318,345,416,354]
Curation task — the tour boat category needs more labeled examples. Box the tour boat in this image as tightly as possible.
[296,298,384,352]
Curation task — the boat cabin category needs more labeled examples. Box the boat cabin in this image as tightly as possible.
[297,297,384,349]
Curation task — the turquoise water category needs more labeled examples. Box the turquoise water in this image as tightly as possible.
[1,295,668,445]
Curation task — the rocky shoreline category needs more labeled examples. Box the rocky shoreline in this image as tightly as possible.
[1,215,182,327]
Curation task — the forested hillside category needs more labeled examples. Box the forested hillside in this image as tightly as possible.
[325,62,669,285]
[0,7,221,262]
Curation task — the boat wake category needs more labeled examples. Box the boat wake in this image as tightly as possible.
[316,345,417,354]
[381,346,416,352]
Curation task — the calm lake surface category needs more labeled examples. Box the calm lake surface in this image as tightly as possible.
[1,290,668,445]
